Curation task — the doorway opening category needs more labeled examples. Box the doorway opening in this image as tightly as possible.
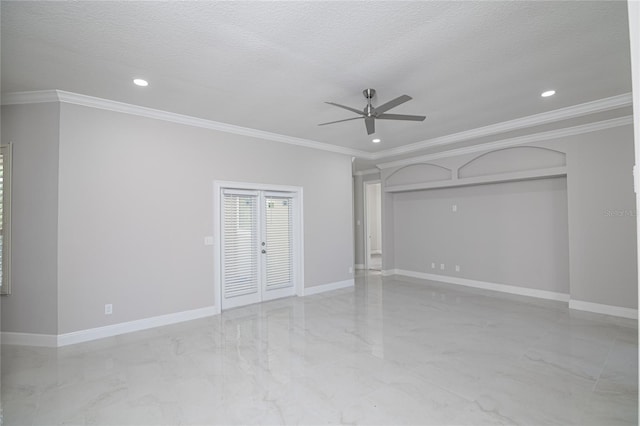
[364,181,382,271]
[214,181,304,312]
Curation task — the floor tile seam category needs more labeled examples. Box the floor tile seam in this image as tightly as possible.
[592,342,616,392]
[381,373,478,407]
[399,363,479,403]
[517,328,553,363]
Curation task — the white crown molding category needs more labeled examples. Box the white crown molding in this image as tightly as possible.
[370,93,632,160]
[376,116,633,170]
[353,168,380,176]
[2,90,370,158]
[1,90,60,105]
[2,90,632,163]
[384,166,567,193]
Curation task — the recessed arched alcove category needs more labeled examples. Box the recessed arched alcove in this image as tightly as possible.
[385,163,452,187]
[458,146,566,179]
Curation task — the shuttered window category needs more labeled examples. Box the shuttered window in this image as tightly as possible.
[223,191,259,298]
[265,196,293,289]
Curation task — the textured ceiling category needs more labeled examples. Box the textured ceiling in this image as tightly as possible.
[1,1,632,157]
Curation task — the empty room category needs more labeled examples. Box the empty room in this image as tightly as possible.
[1,1,639,425]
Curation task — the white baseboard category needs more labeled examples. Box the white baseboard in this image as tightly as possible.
[58,306,217,346]
[1,332,58,347]
[2,306,217,347]
[304,279,354,296]
[569,300,638,319]
[392,269,570,302]
[386,269,637,319]
[355,264,366,270]
[381,269,395,276]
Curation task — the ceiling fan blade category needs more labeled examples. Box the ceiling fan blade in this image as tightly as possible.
[325,102,365,116]
[374,95,412,114]
[377,113,426,121]
[365,117,375,135]
[318,117,363,126]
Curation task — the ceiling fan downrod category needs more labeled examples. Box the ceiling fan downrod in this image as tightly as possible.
[363,88,376,117]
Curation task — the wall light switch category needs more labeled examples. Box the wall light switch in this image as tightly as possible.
[204,236,214,246]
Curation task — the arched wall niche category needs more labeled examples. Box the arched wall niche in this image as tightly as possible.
[458,146,566,179]
[385,163,452,187]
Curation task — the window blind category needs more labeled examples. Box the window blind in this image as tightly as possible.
[223,192,259,298]
[265,196,293,289]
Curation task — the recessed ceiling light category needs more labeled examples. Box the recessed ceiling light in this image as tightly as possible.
[372,138,381,143]
[541,90,556,97]
[133,78,149,87]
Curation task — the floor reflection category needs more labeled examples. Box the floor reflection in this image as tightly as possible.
[1,272,637,425]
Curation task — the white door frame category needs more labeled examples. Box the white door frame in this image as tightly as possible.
[363,180,381,270]
[213,180,304,314]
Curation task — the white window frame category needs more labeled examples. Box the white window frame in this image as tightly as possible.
[213,181,304,314]
[0,144,12,295]
[363,179,382,271]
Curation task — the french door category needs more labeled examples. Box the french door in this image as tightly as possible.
[221,189,296,310]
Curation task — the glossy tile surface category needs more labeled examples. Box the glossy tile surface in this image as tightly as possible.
[1,272,638,425]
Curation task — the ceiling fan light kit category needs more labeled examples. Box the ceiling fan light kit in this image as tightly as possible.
[319,88,426,135]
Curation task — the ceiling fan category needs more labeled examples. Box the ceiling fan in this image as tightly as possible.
[319,88,426,135]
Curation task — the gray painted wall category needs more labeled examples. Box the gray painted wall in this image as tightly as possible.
[379,124,637,309]
[565,125,638,308]
[55,103,354,334]
[393,178,570,294]
[1,103,60,334]
[1,102,354,335]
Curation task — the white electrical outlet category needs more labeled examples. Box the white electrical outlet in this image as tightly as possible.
[204,236,214,246]
[349,266,353,274]
[452,204,457,212]
[455,265,460,272]
[105,304,113,315]
[431,262,436,269]
[440,263,445,270]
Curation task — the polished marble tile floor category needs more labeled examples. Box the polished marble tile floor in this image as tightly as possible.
[1,272,638,425]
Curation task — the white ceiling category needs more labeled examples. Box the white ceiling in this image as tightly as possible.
[1,1,632,161]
